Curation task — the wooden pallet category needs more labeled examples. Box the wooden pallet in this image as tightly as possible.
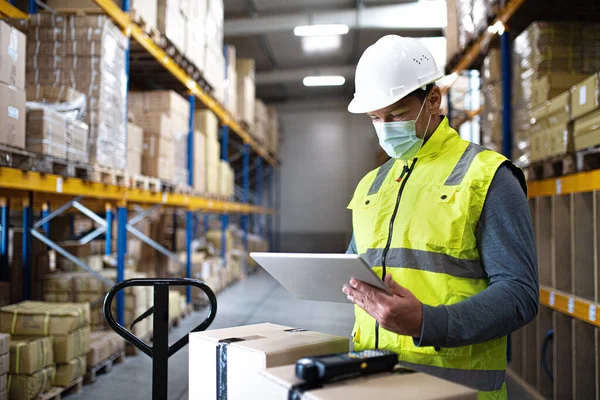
[0,144,94,179]
[90,166,127,186]
[84,351,126,385]
[526,146,600,181]
[128,174,162,192]
[38,378,83,400]
[173,184,193,195]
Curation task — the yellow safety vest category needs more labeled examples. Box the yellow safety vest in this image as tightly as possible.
[348,117,526,400]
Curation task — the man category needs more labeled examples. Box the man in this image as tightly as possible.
[342,35,538,399]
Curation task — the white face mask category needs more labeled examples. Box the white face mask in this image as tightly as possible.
[373,99,432,161]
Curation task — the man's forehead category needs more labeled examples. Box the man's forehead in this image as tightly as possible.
[371,97,415,115]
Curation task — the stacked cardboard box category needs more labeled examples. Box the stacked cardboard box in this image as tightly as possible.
[193,130,207,193]
[203,0,225,101]
[267,106,279,156]
[26,107,67,159]
[26,14,128,170]
[195,110,221,195]
[46,0,157,32]
[218,161,234,198]
[529,92,572,162]
[0,20,26,149]
[0,301,90,396]
[572,74,600,150]
[0,334,7,400]
[224,45,238,119]
[87,331,125,368]
[236,59,256,128]
[512,22,600,165]
[129,90,190,183]
[480,49,502,152]
[254,99,268,145]
[66,119,89,162]
[127,122,144,175]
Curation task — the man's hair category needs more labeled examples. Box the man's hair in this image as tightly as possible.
[405,83,435,103]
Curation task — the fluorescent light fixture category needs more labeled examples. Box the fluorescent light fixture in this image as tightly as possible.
[294,24,349,37]
[303,76,346,87]
[302,35,342,53]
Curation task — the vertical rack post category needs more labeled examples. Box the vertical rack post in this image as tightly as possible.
[28,0,37,13]
[501,30,512,158]
[0,198,8,280]
[22,194,32,300]
[41,203,50,239]
[188,95,195,187]
[256,157,263,236]
[221,126,229,266]
[116,206,128,326]
[186,210,193,303]
[242,144,250,268]
[268,166,274,251]
[105,203,113,256]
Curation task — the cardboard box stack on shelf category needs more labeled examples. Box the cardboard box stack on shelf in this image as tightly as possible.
[195,110,221,195]
[45,0,157,33]
[129,90,190,184]
[0,301,91,398]
[267,106,279,156]
[529,92,572,162]
[571,73,600,150]
[203,0,226,102]
[193,129,207,193]
[511,22,600,166]
[253,99,268,145]
[480,49,503,152]
[219,160,234,198]
[26,108,67,159]
[66,120,89,162]
[126,122,144,176]
[236,58,256,128]
[87,331,125,370]
[456,0,497,53]
[224,45,238,119]
[26,14,128,170]
[0,334,7,400]
[0,20,26,150]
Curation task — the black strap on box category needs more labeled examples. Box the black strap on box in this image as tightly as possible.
[103,278,217,400]
[216,337,247,400]
[288,381,324,400]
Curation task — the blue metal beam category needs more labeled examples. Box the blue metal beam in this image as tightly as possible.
[105,204,113,255]
[0,198,8,279]
[501,30,512,158]
[186,210,193,303]
[221,125,229,266]
[242,144,250,270]
[22,194,33,300]
[203,215,209,234]
[188,95,195,187]
[41,203,50,240]
[256,158,263,235]
[28,0,37,13]
[116,207,128,326]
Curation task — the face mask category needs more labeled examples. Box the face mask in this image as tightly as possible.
[373,99,432,161]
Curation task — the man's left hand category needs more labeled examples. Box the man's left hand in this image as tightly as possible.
[343,275,423,338]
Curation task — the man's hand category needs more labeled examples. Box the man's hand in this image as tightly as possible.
[343,275,423,338]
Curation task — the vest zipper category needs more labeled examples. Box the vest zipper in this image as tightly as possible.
[375,158,418,349]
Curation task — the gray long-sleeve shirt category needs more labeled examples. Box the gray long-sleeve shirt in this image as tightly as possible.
[347,164,539,348]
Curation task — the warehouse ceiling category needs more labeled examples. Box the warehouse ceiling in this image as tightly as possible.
[224,0,448,103]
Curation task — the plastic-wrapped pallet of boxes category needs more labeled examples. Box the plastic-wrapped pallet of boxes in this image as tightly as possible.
[511,22,600,166]
[529,91,572,162]
[127,122,144,176]
[224,45,238,119]
[0,20,26,149]
[26,14,128,170]
[196,110,221,195]
[457,0,495,51]
[203,0,226,102]
[267,106,279,156]
[0,334,8,400]
[571,73,600,150]
[46,0,157,32]
[236,59,256,128]
[254,99,269,145]
[480,49,503,152]
[0,301,91,398]
[129,90,190,184]
[66,120,89,162]
[26,107,68,159]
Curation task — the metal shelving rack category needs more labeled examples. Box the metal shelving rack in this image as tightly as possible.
[0,0,279,326]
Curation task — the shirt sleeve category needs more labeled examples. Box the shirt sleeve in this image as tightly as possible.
[346,233,357,254]
[415,164,539,348]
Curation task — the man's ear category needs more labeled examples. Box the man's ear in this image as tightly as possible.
[427,86,443,115]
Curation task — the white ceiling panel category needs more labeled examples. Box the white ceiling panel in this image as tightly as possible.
[254,0,354,14]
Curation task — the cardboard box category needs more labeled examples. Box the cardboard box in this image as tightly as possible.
[256,366,477,400]
[0,301,90,336]
[0,334,8,356]
[195,110,219,143]
[26,85,80,103]
[127,150,142,175]
[131,112,172,138]
[0,374,5,393]
[0,354,7,376]
[128,122,144,152]
[26,107,68,159]
[9,337,54,374]
[571,73,600,119]
[66,120,89,162]
[236,58,255,81]
[237,75,255,127]
[188,323,350,400]
[87,330,125,367]
[55,355,86,387]
[54,326,91,363]
[0,82,26,149]
[129,90,189,122]
[532,73,590,110]
[9,365,55,400]
[574,108,600,150]
[193,131,207,193]
[0,20,26,89]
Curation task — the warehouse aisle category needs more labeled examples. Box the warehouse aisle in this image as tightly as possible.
[70,270,534,400]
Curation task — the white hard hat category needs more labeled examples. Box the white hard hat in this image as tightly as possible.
[348,35,444,114]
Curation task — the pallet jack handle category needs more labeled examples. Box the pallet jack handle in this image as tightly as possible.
[104,278,218,400]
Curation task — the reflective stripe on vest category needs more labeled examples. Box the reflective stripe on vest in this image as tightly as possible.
[361,247,486,279]
[399,361,506,392]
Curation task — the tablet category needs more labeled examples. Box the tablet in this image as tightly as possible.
[249,253,392,303]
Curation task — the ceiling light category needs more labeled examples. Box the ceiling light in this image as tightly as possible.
[302,35,342,53]
[303,76,346,87]
[294,24,349,37]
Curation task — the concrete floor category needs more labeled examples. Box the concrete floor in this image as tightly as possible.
[71,270,535,400]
